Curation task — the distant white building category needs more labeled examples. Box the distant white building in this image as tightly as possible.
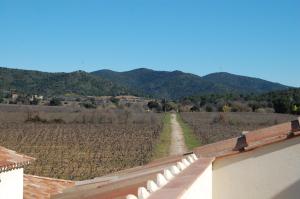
[30,95,44,102]
[11,93,18,102]
[0,146,34,199]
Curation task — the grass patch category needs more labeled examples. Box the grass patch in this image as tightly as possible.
[177,113,201,150]
[152,113,172,159]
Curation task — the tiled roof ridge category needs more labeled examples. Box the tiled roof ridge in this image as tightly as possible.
[24,174,74,183]
[75,155,183,186]
[126,154,199,199]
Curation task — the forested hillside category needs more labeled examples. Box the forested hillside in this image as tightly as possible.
[0,67,128,96]
[92,68,289,99]
[0,67,290,99]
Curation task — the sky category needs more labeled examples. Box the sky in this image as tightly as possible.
[0,0,299,87]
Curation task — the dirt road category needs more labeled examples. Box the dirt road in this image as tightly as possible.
[169,113,187,155]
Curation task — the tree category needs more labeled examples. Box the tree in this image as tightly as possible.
[248,101,261,112]
[161,100,177,112]
[30,98,40,105]
[190,106,200,112]
[205,105,213,112]
[49,98,62,106]
[272,98,290,113]
[222,104,231,112]
[147,101,160,110]
[292,104,300,115]
[110,97,119,105]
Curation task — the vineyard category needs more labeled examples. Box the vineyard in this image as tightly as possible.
[1,104,296,181]
[0,105,163,180]
[180,112,297,145]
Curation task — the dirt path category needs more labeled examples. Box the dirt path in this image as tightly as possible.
[169,113,188,155]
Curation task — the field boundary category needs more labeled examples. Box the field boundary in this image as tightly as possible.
[152,113,172,159]
[177,113,201,150]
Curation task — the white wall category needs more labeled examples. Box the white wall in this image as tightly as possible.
[213,136,300,199]
[0,168,23,199]
[181,164,212,199]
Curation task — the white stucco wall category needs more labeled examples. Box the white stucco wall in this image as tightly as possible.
[213,136,300,199]
[0,168,23,199]
[181,163,212,199]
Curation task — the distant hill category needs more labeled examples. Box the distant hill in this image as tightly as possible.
[0,67,127,96]
[92,68,224,99]
[202,72,289,94]
[92,68,290,99]
[0,67,290,99]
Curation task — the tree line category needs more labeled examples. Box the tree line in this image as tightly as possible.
[147,88,300,115]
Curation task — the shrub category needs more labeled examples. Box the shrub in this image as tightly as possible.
[80,102,97,109]
[148,101,160,110]
[205,105,213,112]
[231,107,239,112]
[291,104,300,115]
[162,101,176,112]
[25,115,47,123]
[190,106,200,112]
[255,108,267,113]
[222,104,231,112]
[216,100,226,112]
[211,113,227,124]
[231,101,251,112]
[51,118,65,123]
[110,97,119,105]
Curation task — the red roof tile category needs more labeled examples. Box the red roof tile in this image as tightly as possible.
[24,174,75,199]
[0,146,34,172]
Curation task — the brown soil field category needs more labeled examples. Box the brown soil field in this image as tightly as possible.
[0,104,163,180]
[180,112,297,145]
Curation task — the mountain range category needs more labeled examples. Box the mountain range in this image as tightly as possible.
[0,67,290,99]
[92,68,289,99]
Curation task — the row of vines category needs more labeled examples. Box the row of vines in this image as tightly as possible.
[0,107,163,180]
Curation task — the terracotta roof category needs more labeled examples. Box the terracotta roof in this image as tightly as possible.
[53,155,186,199]
[0,146,34,172]
[193,118,300,158]
[24,174,75,199]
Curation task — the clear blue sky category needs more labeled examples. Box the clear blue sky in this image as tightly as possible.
[0,0,299,87]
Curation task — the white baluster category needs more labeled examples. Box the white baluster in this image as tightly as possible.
[187,155,195,163]
[156,173,168,187]
[126,194,138,199]
[138,187,150,199]
[163,169,174,180]
[177,161,187,170]
[170,165,180,175]
[182,158,190,167]
[147,180,159,193]
[191,154,198,160]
